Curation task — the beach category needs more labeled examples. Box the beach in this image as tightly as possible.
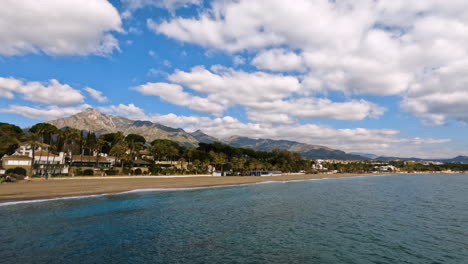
[0,173,383,202]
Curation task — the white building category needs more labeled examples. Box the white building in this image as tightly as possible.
[12,144,68,175]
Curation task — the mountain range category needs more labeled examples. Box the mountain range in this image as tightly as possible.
[46,108,368,160]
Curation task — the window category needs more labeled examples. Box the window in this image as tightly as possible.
[7,160,30,166]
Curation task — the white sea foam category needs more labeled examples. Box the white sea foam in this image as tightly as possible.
[0,174,393,207]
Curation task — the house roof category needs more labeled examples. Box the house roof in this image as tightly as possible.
[2,155,32,160]
[34,150,59,157]
[133,159,151,165]
[21,141,50,148]
[71,155,110,163]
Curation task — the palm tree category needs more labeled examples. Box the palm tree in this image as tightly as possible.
[110,142,129,175]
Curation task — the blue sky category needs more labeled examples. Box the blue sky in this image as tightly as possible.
[1,0,467,158]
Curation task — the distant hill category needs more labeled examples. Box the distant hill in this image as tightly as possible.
[374,156,424,161]
[349,152,379,159]
[442,156,468,163]
[374,155,468,163]
[222,136,367,160]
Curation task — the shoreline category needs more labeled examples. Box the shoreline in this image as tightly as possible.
[0,172,460,205]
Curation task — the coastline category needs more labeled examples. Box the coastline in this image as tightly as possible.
[0,172,453,204]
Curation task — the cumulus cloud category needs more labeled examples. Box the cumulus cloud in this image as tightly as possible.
[84,87,108,103]
[122,0,202,11]
[0,104,91,120]
[0,0,122,56]
[252,49,305,72]
[133,66,384,121]
[0,77,85,105]
[402,60,468,125]
[149,0,468,124]
[99,103,148,120]
[247,99,385,122]
[133,82,225,115]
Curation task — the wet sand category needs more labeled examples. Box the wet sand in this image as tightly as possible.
[0,173,385,202]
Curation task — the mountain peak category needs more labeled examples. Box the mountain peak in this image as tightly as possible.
[190,129,219,143]
[78,108,105,119]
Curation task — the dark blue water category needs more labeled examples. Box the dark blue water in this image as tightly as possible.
[1,174,467,264]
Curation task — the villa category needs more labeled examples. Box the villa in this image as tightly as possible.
[1,154,33,177]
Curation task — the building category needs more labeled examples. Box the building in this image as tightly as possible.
[33,150,68,175]
[376,165,400,172]
[15,142,50,156]
[0,166,5,175]
[248,171,282,176]
[11,143,68,176]
[71,155,112,168]
[104,156,118,166]
[1,155,33,177]
[131,159,152,174]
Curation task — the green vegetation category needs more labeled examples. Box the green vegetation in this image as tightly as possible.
[6,167,27,176]
[0,122,23,157]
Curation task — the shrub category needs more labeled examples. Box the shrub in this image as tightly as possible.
[134,168,142,175]
[74,168,82,176]
[123,167,131,175]
[83,169,94,176]
[105,170,118,176]
[6,167,27,176]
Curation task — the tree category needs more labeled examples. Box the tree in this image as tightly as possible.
[29,123,59,145]
[85,132,97,156]
[150,139,180,162]
[231,157,246,175]
[99,132,125,154]
[0,122,23,157]
[59,128,81,155]
[125,134,146,161]
[125,134,146,145]
[209,151,226,172]
[110,142,129,174]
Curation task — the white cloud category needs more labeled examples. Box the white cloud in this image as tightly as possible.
[0,0,122,56]
[0,77,85,105]
[99,103,148,120]
[133,82,225,115]
[122,0,202,11]
[252,49,305,72]
[84,87,108,103]
[0,104,91,120]
[402,60,468,125]
[134,66,383,122]
[149,0,468,124]
[247,99,385,122]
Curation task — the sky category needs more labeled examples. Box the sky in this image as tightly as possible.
[1,0,468,159]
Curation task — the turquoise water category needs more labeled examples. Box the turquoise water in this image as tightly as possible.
[0,174,467,264]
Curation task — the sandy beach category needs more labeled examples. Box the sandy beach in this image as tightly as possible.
[0,173,390,202]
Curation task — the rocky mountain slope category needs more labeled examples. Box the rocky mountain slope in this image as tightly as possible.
[47,108,200,146]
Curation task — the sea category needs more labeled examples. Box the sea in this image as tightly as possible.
[0,173,467,264]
